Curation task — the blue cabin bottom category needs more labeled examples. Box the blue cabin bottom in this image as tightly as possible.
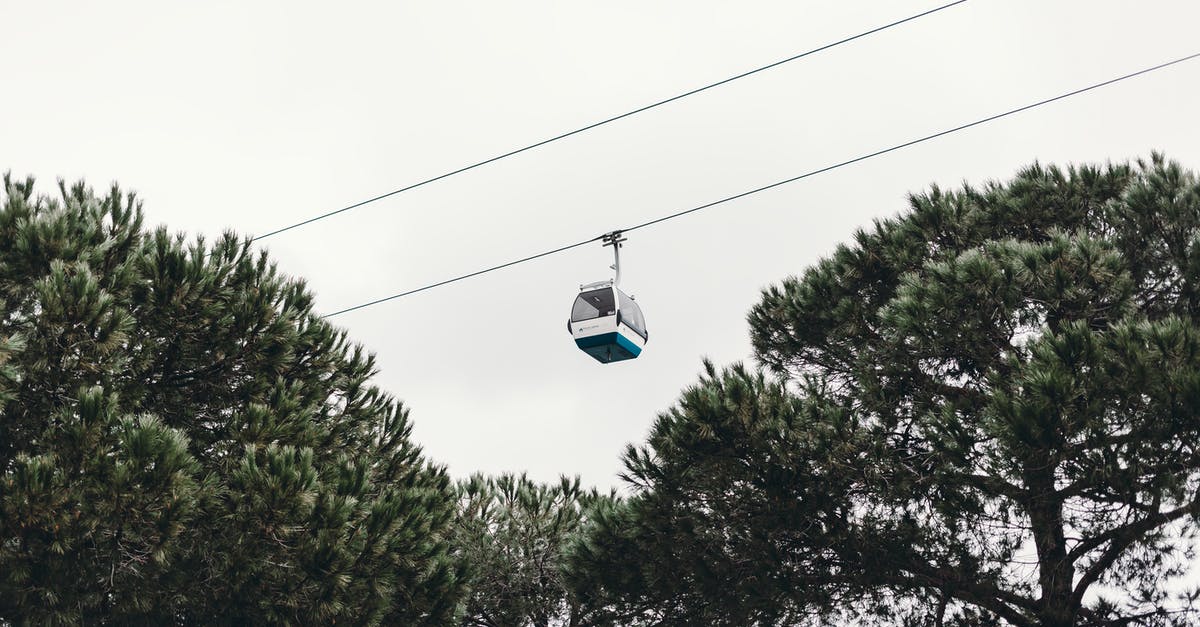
[575,332,642,363]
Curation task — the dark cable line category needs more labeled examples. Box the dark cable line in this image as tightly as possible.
[322,51,1200,319]
[323,236,603,317]
[254,0,968,242]
[619,51,1200,235]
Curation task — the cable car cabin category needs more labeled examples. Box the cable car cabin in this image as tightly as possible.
[568,281,647,363]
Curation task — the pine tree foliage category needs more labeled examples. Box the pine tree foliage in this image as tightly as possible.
[0,175,464,624]
[568,156,1200,626]
[454,473,615,627]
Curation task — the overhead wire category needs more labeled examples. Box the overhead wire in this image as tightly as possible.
[322,236,603,318]
[619,51,1200,235]
[252,0,968,242]
[322,51,1200,319]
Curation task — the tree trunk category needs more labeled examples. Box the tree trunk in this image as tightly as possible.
[1026,455,1075,627]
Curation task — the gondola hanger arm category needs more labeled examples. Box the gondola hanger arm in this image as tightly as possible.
[602,230,627,287]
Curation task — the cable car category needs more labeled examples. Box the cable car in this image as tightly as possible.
[568,231,648,363]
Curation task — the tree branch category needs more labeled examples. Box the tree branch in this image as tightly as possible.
[1070,495,1200,611]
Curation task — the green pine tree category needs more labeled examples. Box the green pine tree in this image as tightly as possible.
[453,473,615,627]
[0,175,465,624]
[567,155,1200,626]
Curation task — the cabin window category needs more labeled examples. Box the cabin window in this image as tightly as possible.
[571,288,615,322]
[617,290,647,338]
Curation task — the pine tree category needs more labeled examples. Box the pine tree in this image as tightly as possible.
[567,156,1200,626]
[453,473,615,627]
[0,175,465,624]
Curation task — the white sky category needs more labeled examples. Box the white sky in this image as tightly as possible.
[3,1,1199,491]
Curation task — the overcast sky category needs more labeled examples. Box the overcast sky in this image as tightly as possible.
[3,0,1199,491]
